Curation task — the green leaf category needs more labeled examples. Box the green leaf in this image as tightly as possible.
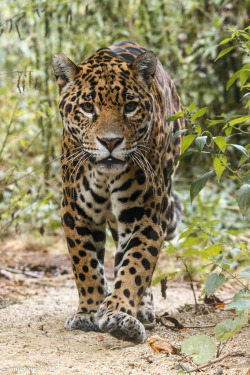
[226,71,241,90]
[229,115,250,126]
[195,136,207,153]
[167,112,184,122]
[225,290,250,310]
[178,228,194,240]
[200,244,223,259]
[191,107,207,120]
[219,37,233,45]
[214,259,232,267]
[205,273,225,297]
[242,172,250,184]
[245,98,250,108]
[230,144,249,158]
[214,310,248,342]
[225,127,232,136]
[240,70,249,87]
[208,119,224,127]
[236,184,250,215]
[181,135,196,153]
[214,136,227,152]
[240,266,250,279]
[190,171,214,203]
[181,237,201,247]
[173,128,188,141]
[188,102,196,112]
[215,47,234,61]
[182,335,216,364]
[213,155,227,182]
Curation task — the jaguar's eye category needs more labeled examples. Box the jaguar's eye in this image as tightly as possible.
[80,102,95,114]
[124,101,138,114]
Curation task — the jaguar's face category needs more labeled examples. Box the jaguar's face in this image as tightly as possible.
[53,49,157,173]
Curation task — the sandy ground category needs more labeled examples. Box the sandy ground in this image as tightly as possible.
[0,235,249,375]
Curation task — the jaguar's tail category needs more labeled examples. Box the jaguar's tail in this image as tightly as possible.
[165,193,183,241]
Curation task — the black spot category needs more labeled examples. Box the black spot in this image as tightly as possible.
[110,227,118,242]
[81,287,86,296]
[147,246,158,256]
[76,226,91,236]
[129,300,135,307]
[135,275,141,286]
[133,252,142,259]
[112,179,133,193]
[143,187,153,202]
[79,250,86,257]
[82,265,88,272]
[88,287,94,293]
[123,289,130,298]
[138,286,144,296]
[141,226,159,240]
[65,103,72,114]
[119,53,135,62]
[119,207,144,224]
[135,170,146,185]
[115,252,123,267]
[130,190,142,201]
[115,281,122,289]
[90,259,98,269]
[92,230,106,242]
[79,273,85,281]
[63,212,75,230]
[87,298,93,304]
[83,176,90,190]
[129,267,136,274]
[123,237,142,251]
[121,259,129,267]
[91,190,107,204]
[162,196,167,212]
[67,237,75,248]
[142,258,150,270]
[161,221,167,232]
[98,286,104,294]
[72,255,80,264]
[83,242,96,251]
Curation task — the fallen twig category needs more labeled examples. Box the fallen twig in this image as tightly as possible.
[187,351,246,373]
[184,324,216,329]
[156,314,216,330]
[0,266,41,278]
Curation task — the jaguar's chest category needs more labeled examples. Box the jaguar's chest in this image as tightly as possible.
[72,164,158,225]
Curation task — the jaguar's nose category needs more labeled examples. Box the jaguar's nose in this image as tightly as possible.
[97,137,124,152]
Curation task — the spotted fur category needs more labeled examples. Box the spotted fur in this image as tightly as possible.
[52,41,184,343]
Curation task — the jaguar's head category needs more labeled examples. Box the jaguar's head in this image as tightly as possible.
[52,48,157,173]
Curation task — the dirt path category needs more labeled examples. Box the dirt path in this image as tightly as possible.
[0,236,249,375]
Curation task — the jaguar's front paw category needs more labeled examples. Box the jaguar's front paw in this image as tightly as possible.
[95,306,146,343]
[66,312,102,332]
[137,308,155,323]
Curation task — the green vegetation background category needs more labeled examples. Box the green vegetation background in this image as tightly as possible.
[0,0,249,273]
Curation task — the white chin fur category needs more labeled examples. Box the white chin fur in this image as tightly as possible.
[96,162,127,174]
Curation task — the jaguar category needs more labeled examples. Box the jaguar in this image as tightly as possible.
[52,41,184,344]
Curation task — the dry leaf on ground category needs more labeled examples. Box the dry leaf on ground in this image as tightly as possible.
[147,335,177,354]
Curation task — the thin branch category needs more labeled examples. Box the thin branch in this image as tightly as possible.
[181,258,198,313]
[187,351,246,373]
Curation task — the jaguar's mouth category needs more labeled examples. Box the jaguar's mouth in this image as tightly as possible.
[95,157,127,172]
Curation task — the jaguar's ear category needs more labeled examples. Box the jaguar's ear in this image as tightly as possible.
[132,51,157,89]
[52,53,79,92]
